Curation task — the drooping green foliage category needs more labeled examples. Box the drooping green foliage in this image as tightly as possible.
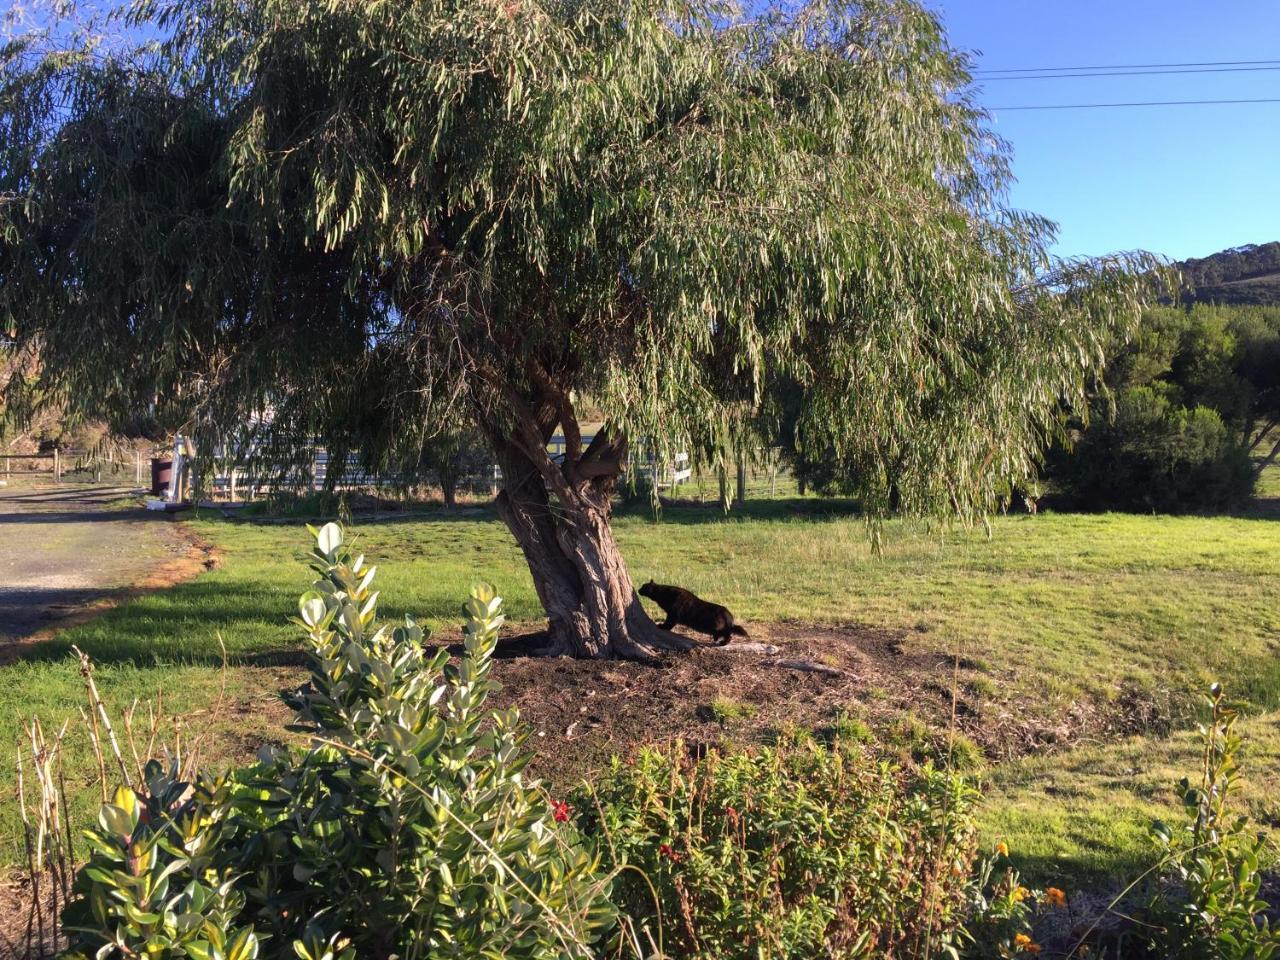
[1048,304,1280,510]
[2,0,1159,520]
[61,522,615,959]
[2,0,1165,653]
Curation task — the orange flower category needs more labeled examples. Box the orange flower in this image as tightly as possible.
[1014,932,1040,953]
[1044,886,1067,908]
[995,841,1009,857]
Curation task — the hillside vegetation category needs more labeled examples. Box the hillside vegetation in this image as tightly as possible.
[1181,241,1280,305]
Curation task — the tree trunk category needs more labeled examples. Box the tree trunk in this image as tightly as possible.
[1254,434,1280,480]
[735,450,746,507]
[438,457,459,510]
[489,432,693,661]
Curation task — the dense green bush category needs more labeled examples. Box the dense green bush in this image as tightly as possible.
[575,732,1010,959]
[62,522,614,960]
[1051,385,1253,511]
[1048,304,1279,512]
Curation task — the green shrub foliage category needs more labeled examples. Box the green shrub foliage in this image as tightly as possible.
[576,732,985,958]
[1140,685,1280,959]
[61,768,258,960]
[1048,304,1280,511]
[61,522,614,960]
[1051,384,1253,512]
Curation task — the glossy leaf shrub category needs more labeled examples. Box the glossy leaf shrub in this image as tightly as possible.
[61,522,614,960]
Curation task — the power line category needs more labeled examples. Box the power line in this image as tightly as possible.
[974,58,1280,74]
[990,97,1280,111]
[980,65,1280,81]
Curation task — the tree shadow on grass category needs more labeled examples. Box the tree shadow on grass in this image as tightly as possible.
[3,579,301,669]
[0,585,136,646]
[207,504,502,528]
[617,496,862,525]
[0,507,176,524]
[201,495,864,531]
[2,579,548,671]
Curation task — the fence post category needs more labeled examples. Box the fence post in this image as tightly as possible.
[54,448,60,484]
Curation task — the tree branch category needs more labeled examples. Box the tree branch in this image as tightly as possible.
[1254,433,1280,480]
[1248,417,1279,453]
[576,458,624,480]
[526,358,581,468]
[474,361,577,507]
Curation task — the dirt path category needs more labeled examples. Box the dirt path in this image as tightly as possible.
[0,484,204,647]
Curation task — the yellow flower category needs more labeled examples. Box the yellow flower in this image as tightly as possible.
[1013,933,1041,953]
[995,841,1009,857]
[1044,886,1067,908]
[1011,885,1029,902]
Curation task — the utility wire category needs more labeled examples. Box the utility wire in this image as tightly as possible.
[974,58,1280,74]
[990,97,1280,111]
[980,65,1280,80]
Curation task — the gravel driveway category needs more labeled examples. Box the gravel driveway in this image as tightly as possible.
[0,484,192,642]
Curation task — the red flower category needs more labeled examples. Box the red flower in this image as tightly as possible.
[552,800,571,823]
[658,842,683,863]
[725,806,739,820]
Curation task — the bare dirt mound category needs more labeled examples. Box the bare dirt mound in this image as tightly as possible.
[477,621,975,787]
[476,618,1144,788]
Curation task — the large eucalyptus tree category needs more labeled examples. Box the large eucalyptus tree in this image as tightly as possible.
[1,0,1160,658]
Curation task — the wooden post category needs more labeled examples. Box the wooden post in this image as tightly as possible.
[734,449,746,507]
[53,448,60,483]
[135,451,142,486]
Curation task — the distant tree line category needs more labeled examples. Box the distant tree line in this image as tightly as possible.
[1180,242,1280,306]
[771,303,1280,514]
[1046,304,1280,511]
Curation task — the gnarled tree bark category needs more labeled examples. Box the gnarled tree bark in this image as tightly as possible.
[479,369,694,661]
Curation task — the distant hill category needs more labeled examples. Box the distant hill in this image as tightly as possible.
[1179,242,1280,305]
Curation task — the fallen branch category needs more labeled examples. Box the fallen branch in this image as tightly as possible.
[775,659,846,678]
[716,642,780,655]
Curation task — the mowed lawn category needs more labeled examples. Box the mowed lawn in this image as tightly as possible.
[2,491,1278,887]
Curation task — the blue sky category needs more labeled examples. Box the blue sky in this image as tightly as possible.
[930,0,1280,262]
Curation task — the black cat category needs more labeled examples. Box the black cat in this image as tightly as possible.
[638,580,748,645]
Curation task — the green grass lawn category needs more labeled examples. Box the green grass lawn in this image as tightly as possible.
[3,484,1279,890]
